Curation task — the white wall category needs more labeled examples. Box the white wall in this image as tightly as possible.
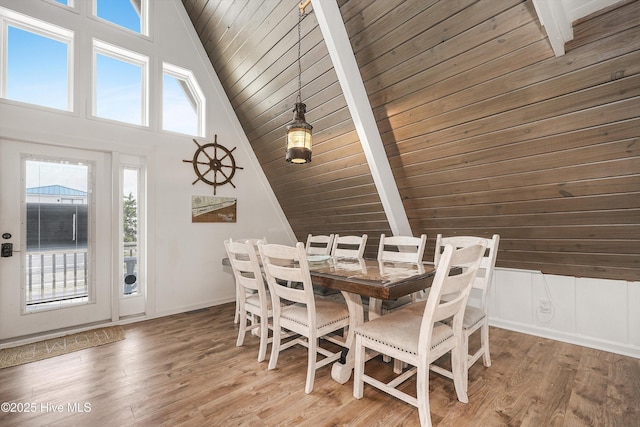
[0,0,295,337]
[488,268,640,359]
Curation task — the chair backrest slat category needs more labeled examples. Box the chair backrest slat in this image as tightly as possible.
[377,234,427,263]
[331,234,367,258]
[306,234,334,255]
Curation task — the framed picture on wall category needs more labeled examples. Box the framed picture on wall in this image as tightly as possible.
[191,196,236,223]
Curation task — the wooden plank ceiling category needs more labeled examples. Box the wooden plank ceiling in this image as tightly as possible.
[182,0,640,281]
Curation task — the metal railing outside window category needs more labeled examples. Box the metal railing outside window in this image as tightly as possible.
[25,249,88,305]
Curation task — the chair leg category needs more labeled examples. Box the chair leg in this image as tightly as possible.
[257,314,268,362]
[305,338,318,394]
[353,335,364,399]
[250,312,259,336]
[416,364,432,427]
[236,309,246,347]
[234,294,240,324]
[451,343,469,404]
[461,332,470,393]
[268,321,281,370]
[481,321,491,367]
[393,358,404,374]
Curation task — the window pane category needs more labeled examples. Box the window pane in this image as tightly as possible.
[96,0,141,33]
[163,74,198,135]
[122,167,139,295]
[95,53,142,125]
[6,26,69,110]
[25,160,91,308]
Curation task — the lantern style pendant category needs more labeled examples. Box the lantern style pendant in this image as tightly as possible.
[285,5,312,164]
[286,102,312,164]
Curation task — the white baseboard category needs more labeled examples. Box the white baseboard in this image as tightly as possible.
[490,318,640,359]
[0,297,236,349]
[152,297,235,320]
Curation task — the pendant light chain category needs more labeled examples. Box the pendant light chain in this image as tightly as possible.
[297,9,303,104]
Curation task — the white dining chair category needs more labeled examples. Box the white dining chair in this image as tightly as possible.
[231,237,266,324]
[353,241,487,427]
[305,234,334,255]
[331,234,368,258]
[224,238,271,362]
[406,234,500,389]
[258,241,350,394]
[368,234,428,319]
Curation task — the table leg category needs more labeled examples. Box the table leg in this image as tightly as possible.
[331,291,363,384]
[368,297,382,320]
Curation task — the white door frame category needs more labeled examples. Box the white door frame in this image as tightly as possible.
[0,139,112,340]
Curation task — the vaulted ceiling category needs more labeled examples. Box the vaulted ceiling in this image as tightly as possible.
[181,0,640,281]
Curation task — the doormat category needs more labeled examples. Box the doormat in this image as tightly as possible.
[0,326,125,369]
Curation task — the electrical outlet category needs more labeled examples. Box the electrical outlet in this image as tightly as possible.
[538,299,552,314]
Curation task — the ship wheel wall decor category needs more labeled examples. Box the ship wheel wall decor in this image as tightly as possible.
[182,135,243,195]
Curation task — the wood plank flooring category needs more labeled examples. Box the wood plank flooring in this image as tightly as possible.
[1,303,638,426]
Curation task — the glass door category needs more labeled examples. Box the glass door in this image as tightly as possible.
[0,139,112,340]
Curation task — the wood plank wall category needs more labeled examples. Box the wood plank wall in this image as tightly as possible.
[182,0,392,257]
[182,0,640,281]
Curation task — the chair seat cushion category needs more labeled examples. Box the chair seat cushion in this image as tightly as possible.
[402,301,486,331]
[462,306,485,330]
[280,298,349,329]
[245,293,271,310]
[401,300,426,316]
[354,309,453,355]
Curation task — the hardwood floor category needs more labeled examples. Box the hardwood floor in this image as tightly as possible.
[1,302,638,426]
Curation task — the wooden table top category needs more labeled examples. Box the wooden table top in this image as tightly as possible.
[308,257,437,300]
[222,255,448,300]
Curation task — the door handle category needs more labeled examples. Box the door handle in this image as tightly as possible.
[1,243,13,257]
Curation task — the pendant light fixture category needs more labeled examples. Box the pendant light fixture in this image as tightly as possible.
[286,2,313,164]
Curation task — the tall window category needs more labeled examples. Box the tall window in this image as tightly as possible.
[162,63,205,136]
[94,0,147,36]
[93,39,149,126]
[122,166,140,296]
[0,8,73,111]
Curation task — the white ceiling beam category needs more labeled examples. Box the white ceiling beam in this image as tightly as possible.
[533,0,625,57]
[533,0,572,56]
[311,0,412,236]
